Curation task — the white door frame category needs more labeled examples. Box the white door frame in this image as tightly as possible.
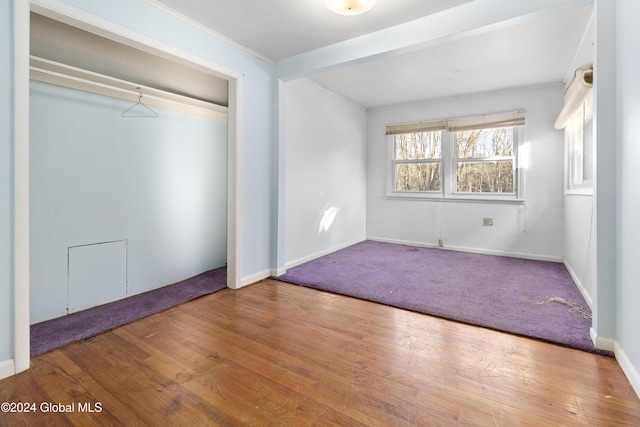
[12,0,243,374]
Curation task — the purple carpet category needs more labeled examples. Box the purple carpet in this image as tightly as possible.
[279,241,609,355]
[31,267,227,356]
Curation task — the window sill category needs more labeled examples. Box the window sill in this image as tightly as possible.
[387,193,524,204]
[565,188,593,196]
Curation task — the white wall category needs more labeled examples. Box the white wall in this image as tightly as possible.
[284,79,367,266]
[0,0,13,365]
[615,0,640,397]
[563,14,595,305]
[564,195,595,303]
[29,82,228,323]
[367,85,565,261]
[592,0,617,348]
[47,0,275,280]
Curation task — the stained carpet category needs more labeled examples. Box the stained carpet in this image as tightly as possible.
[279,241,609,355]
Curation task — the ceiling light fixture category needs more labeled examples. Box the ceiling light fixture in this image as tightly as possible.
[324,0,377,16]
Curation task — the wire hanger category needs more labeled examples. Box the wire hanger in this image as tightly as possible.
[121,87,158,118]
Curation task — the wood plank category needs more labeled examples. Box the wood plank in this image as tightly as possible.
[0,279,638,426]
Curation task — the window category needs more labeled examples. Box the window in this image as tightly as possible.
[392,131,442,192]
[454,127,516,194]
[554,65,592,194]
[387,111,524,200]
[566,94,593,192]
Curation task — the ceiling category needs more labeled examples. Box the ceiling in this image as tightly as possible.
[155,0,475,60]
[154,0,594,109]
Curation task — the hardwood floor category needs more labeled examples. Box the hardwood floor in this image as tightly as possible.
[1,279,639,426]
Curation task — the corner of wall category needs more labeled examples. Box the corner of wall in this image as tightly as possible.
[239,269,273,289]
[285,238,365,271]
[590,327,615,352]
[564,260,593,309]
[0,359,16,380]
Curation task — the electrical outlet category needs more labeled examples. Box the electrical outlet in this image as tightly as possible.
[483,218,493,226]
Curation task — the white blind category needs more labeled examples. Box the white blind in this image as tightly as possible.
[448,110,525,132]
[385,119,447,135]
[386,110,525,135]
[554,65,593,130]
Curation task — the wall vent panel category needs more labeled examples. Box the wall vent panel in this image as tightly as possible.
[68,240,127,314]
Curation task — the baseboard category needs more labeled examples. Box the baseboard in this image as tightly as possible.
[366,236,437,250]
[240,269,273,288]
[0,358,15,380]
[284,238,365,271]
[590,327,615,352]
[366,236,563,263]
[272,267,287,277]
[614,342,640,400]
[564,261,593,309]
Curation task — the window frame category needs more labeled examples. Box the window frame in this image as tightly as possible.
[389,130,443,198]
[387,111,524,202]
[565,93,593,195]
[450,127,520,199]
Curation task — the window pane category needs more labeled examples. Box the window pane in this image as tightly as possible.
[395,163,441,191]
[395,132,441,160]
[583,95,593,182]
[567,105,584,187]
[456,127,513,158]
[456,160,513,193]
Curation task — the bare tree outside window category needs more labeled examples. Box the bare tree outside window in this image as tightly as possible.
[394,132,441,192]
[455,127,515,193]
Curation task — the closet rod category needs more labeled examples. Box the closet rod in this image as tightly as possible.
[32,66,144,98]
[30,57,228,122]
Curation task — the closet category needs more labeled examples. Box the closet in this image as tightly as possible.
[30,13,230,323]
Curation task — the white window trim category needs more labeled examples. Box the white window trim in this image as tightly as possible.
[448,127,521,199]
[387,134,443,199]
[565,95,594,196]
[387,112,525,203]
